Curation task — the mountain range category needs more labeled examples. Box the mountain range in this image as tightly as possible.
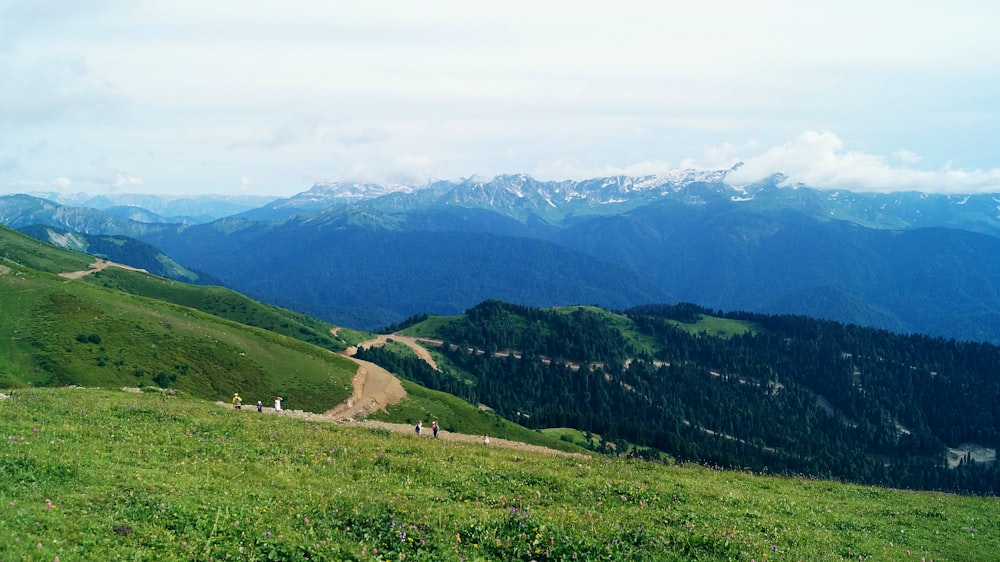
[2,166,999,342]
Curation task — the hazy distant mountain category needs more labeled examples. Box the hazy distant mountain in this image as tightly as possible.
[0,194,179,238]
[17,224,220,285]
[24,191,277,223]
[3,170,999,342]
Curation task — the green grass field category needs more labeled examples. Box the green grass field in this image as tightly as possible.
[667,314,758,339]
[2,387,996,561]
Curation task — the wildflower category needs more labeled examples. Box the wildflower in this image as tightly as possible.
[264,531,271,538]
[304,517,310,524]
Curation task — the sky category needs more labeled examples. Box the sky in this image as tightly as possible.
[2,0,1000,197]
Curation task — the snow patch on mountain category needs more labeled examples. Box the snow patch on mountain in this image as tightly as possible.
[307,181,416,201]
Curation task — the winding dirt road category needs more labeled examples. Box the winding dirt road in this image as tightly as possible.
[224,331,584,457]
[322,332,444,421]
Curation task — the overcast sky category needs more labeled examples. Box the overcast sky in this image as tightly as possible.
[2,0,999,197]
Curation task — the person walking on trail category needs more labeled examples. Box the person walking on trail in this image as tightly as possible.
[232,393,242,409]
[257,400,263,413]
[482,434,490,445]
[415,421,422,436]
[274,396,283,412]
[432,421,439,438]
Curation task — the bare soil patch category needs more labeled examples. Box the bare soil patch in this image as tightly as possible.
[323,355,407,420]
[59,259,148,279]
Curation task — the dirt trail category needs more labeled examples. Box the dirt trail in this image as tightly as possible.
[297,331,579,456]
[221,404,586,458]
[323,330,446,422]
[59,259,147,279]
[346,333,442,371]
[323,354,406,420]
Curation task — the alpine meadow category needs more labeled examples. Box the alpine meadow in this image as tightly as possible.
[2,221,999,560]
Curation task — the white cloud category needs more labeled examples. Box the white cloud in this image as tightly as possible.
[388,155,436,185]
[317,123,391,147]
[7,177,72,190]
[725,131,1000,194]
[532,159,679,182]
[892,149,923,165]
[113,174,144,188]
[228,123,304,151]
[0,54,127,127]
[0,156,18,174]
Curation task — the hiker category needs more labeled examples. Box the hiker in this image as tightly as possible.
[274,396,283,412]
[432,421,439,438]
[257,400,263,413]
[415,421,422,436]
[482,434,490,445]
[232,393,242,409]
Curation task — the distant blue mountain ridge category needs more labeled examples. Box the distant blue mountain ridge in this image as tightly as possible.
[2,168,999,342]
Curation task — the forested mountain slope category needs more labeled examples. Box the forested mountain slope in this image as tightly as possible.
[367,300,1000,494]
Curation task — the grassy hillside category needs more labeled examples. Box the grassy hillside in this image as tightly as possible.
[0,260,355,412]
[1,387,996,561]
[0,224,94,274]
[82,267,348,353]
[2,224,349,353]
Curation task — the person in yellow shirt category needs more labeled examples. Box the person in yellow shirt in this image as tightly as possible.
[232,393,242,409]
